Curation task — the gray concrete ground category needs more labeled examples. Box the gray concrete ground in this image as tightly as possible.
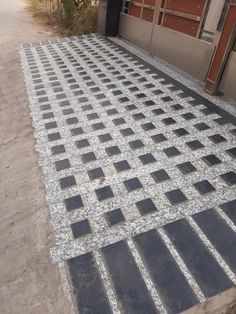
[0,0,72,313]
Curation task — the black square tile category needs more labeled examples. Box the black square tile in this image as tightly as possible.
[124,178,143,192]
[40,104,51,111]
[202,154,222,166]
[65,195,83,211]
[208,134,226,144]
[66,117,78,125]
[106,146,121,156]
[92,122,105,130]
[136,198,157,215]
[59,175,76,189]
[171,104,183,111]
[145,83,155,89]
[63,108,74,115]
[181,113,195,120]
[144,100,155,107]
[177,162,196,174]
[136,93,146,99]
[151,134,167,143]
[112,90,122,96]
[201,107,214,115]
[95,186,114,201]
[174,128,189,137]
[165,189,187,205]
[107,108,118,115]
[78,97,88,103]
[51,144,65,155]
[133,113,146,120]
[142,122,156,131]
[43,112,54,119]
[220,172,236,186]
[71,219,91,239]
[95,93,105,99]
[126,104,137,111]
[76,139,90,149]
[120,128,134,137]
[81,152,96,163]
[119,97,129,103]
[98,133,112,143]
[194,122,210,131]
[71,127,84,136]
[226,147,236,158]
[114,160,131,172]
[101,100,112,107]
[129,140,144,150]
[163,146,181,157]
[45,121,57,129]
[139,153,156,165]
[162,117,176,125]
[105,208,125,226]
[55,159,70,171]
[87,113,99,120]
[194,180,215,194]
[230,128,236,136]
[48,132,61,141]
[129,86,139,92]
[82,104,93,111]
[152,89,163,95]
[88,167,104,180]
[161,96,173,102]
[151,169,170,183]
[152,108,165,116]
[113,118,126,125]
[186,140,204,150]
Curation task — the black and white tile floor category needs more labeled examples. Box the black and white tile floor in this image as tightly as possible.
[20,34,236,314]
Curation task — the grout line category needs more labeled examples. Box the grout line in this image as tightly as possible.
[187,216,236,285]
[216,207,236,233]
[158,228,206,303]
[127,238,168,314]
[94,249,121,314]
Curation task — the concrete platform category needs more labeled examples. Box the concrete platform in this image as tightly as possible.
[20,33,236,314]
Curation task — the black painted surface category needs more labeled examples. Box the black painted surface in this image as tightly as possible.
[164,219,232,297]
[134,229,198,313]
[67,252,112,314]
[193,209,236,273]
[220,199,236,225]
[136,198,157,215]
[105,208,125,226]
[101,241,158,314]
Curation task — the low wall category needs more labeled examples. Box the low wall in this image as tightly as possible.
[219,51,236,99]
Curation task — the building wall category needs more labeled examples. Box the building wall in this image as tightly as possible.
[119,13,215,81]
[219,51,236,99]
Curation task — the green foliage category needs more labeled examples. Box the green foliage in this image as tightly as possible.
[60,0,98,34]
[27,0,98,36]
[61,0,77,27]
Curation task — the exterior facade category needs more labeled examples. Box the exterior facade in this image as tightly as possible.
[98,0,236,100]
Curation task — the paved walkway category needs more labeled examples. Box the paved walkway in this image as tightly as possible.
[20,34,236,314]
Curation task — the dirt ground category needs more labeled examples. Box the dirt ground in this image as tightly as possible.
[0,0,72,313]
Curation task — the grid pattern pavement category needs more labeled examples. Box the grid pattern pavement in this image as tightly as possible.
[20,34,236,314]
